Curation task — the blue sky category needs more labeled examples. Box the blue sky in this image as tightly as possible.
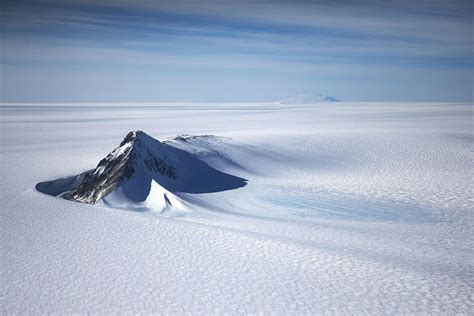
[1,0,472,102]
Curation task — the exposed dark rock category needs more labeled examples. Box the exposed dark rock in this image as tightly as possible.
[37,131,248,207]
[64,130,177,204]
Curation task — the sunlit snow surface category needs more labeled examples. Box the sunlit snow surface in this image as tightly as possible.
[1,102,473,313]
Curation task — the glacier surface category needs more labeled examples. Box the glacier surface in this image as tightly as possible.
[1,102,473,314]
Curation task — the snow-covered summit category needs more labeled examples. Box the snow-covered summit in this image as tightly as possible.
[280,92,341,104]
[46,130,246,212]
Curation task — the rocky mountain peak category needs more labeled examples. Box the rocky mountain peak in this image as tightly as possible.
[62,130,176,204]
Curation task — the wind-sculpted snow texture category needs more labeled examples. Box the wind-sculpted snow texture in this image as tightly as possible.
[1,102,473,314]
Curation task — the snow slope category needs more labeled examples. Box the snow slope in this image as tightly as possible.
[1,102,473,314]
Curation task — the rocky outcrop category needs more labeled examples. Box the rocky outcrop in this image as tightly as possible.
[63,131,176,204]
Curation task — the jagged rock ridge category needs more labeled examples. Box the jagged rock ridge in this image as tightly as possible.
[63,131,177,204]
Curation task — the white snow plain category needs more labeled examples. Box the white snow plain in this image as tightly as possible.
[1,102,473,314]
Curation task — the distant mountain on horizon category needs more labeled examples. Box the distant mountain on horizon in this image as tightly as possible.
[279,92,341,104]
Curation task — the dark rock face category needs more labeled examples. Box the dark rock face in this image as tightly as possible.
[63,131,177,204]
[44,130,248,207]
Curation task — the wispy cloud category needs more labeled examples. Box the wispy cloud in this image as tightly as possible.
[1,0,472,102]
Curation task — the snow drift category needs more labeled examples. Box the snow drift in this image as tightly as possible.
[36,131,247,212]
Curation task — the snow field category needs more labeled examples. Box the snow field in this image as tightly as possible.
[1,102,473,313]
